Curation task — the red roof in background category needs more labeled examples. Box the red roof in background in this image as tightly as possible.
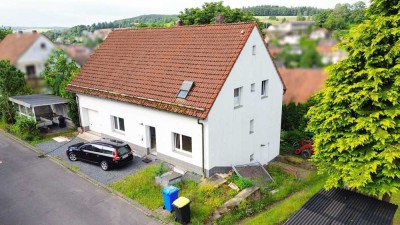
[67,23,262,119]
[279,68,328,104]
[0,33,40,64]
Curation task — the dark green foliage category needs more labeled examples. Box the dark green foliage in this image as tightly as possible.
[280,130,310,154]
[0,60,30,124]
[307,0,400,198]
[42,14,178,44]
[313,1,366,34]
[277,38,322,68]
[243,5,322,16]
[178,2,257,25]
[228,173,255,190]
[41,49,80,126]
[0,26,13,41]
[10,116,39,141]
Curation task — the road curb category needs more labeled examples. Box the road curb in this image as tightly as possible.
[0,130,167,224]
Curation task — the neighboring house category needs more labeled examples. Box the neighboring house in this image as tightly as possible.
[317,39,347,64]
[279,33,301,45]
[0,31,55,79]
[310,28,328,40]
[59,44,94,66]
[279,68,327,104]
[268,21,314,33]
[67,22,285,177]
[285,188,398,225]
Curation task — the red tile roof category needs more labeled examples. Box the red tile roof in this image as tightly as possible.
[0,33,40,64]
[67,22,270,119]
[279,68,328,104]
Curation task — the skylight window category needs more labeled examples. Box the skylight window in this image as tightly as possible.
[177,80,194,99]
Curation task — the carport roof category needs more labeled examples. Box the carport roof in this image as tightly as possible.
[9,94,69,108]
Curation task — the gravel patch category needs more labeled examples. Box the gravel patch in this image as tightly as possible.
[36,137,157,184]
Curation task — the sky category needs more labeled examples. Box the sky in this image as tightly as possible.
[0,0,367,27]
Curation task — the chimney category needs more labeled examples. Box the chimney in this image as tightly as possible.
[216,15,224,24]
[176,19,183,26]
[32,30,37,34]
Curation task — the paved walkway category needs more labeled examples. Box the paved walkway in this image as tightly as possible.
[0,132,160,225]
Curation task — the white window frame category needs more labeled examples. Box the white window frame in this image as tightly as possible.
[112,116,125,133]
[252,45,256,55]
[234,87,242,108]
[250,119,254,134]
[173,133,192,154]
[261,79,269,97]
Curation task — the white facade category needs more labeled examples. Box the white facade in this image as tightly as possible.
[15,35,55,78]
[76,27,284,176]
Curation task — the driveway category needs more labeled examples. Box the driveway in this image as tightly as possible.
[0,132,160,225]
[36,137,156,184]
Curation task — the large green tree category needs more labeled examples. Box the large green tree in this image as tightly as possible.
[0,60,30,123]
[0,26,13,41]
[307,0,400,201]
[41,49,80,125]
[178,2,257,25]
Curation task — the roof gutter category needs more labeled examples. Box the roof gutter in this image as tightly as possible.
[68,84,206,112]
[197,119,206,178]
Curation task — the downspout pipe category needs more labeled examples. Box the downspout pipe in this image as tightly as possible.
[197,119,206,178]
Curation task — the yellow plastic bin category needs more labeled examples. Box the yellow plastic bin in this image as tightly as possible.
[172,197,191,224]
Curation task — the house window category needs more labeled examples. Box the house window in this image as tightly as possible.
[173,133,192,153]
[40,43,46,49]
[234,87,242,107]
[26,65,36,78]
[250,119,254,134]
[261,80,269,97]
[252,45,256,55]
[112,116,125,132]
[251,83,255,92]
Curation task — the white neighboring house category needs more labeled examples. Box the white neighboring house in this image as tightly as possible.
[0,31,55,79]
[268,21,314,33]
[67,22,286,177]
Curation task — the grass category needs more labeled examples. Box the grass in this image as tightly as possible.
[244,176,326,225]
[255,16,298,25]
[218,164,326,224]
[393,193,400,224]
[30,129,77,145]
[110,165,164,210]
[110,164,236,224]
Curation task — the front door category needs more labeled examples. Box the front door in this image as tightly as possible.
[147,126,157,155]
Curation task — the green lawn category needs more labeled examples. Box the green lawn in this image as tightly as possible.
[255,16,298,25]
[244,176,326,225]
[393,193,400,224]
[30,129,77,145]
[110,164,236,224]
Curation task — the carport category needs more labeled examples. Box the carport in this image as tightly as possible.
[9,94,71,128]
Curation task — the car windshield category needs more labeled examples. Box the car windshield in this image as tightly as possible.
[117,146,130,156]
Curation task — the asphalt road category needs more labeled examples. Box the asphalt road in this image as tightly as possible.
[0,132,160,225]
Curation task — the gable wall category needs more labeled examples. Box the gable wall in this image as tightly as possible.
[16,35,55,77]
[206,27,284,172]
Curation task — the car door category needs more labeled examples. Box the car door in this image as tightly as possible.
[80,144,97,162]
[90,144,104,163]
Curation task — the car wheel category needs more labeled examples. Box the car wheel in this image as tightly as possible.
[301,149,311,158]
[68,152,78,161]
[100,161,109,171]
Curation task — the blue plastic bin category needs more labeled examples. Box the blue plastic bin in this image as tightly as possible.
[162,186,179,211]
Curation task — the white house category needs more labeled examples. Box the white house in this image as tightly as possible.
[268,21,314,33]
[67,22,285,177]
[0,31,55,79]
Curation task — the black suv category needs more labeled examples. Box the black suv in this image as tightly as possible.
[66,139,134,171]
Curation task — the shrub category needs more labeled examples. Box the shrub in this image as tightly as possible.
[280,130,310,154]
[10,116,39,141]
[228,173,255,190]
[155,162,168,176]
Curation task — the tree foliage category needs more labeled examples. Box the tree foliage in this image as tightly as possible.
[41,49,80,125]
[178,2,257,25]
[0,26,13,41]
[0,60,30,124]
[277,38,322,68]
[243,5,321,16]
[307,0,400,199]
